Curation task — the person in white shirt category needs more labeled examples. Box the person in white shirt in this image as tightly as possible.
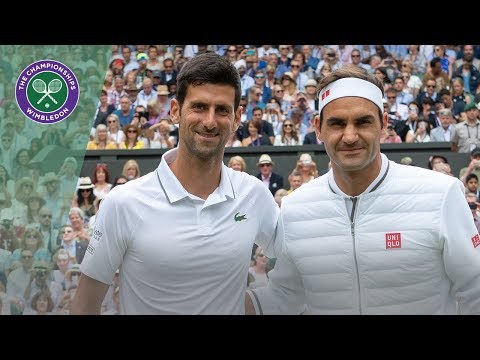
[246,65,480,315]
[72,52,279,315]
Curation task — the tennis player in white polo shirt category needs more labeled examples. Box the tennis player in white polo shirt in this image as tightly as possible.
[71,53,279,315]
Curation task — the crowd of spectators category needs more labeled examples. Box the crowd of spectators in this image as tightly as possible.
[1,44,480,314]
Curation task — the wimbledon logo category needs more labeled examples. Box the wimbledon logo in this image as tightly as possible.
[15,59,80,124]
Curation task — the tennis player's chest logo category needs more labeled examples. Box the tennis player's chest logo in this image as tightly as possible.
[15,60,79,124]
[234,212,247,222]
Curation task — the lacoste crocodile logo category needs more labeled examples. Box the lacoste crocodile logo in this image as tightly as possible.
[234,212,247,222]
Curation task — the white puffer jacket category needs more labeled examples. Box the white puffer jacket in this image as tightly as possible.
[250,154,480,314]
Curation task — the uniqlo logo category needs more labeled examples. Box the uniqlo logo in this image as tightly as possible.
[386,233,401,249]
[321,89,330,100]
[472,234,480,248]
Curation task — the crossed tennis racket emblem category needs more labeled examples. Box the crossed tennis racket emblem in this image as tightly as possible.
[32,78,62,105]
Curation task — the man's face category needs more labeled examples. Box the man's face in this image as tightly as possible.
[170,83,240,161]
[120,97,131,112]
[463,45,474,61]
[289,175,303,191]
[315,96,385,173]
[39,209,52,225]
[258,163,272,177]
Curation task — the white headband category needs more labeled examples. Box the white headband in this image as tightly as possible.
[318,78,384,114]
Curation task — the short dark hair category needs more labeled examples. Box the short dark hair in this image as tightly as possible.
[466,173,479,183]
[175,52,241,113]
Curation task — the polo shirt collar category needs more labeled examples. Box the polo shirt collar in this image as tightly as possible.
[157,148,235,204]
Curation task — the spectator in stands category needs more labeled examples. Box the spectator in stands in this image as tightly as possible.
[25,192,45,225]
[87,124,118,150]
[72,52,279,315]
[381,119,402,143]
[392,76,414,106]
[25,289,55,315]
[265,64,277,89]
[224,129,242,148]
[67,207,91,245]
[112,95,135,127]
[145,46,162,73]
[145,118,175,149]
[459,147,480,185]
[27,137,43,162]
[430,108,456,142]
[52,248,72,291]
[23,260,63,312]
[271,84,290,115]
[92,90,116,132]
[235,59,254,98]
[385,88,409,121]
[274,120,300,146]
[121,159,141,180]
[12,149,30,182]
[103,69,114,93]
[453,60,480,95]
[451,102,480,153]
[432,161,453,176]
[280,72,299,108]
[159,58,178,86]
[255,154,284,197]
[72,177,96,220]
[315,48,342,78]
[120,124,145,149]
[6,248,34,314]
[225,45,239,63]
[301,45,320,77]
[262,98,285,137]
[415,77,437,113]
[453,45,480,73]
[245,64,480,315]
[287,170,303,193]
[92,163,112,199]
[108,76,126,110]
[350,48,370,72]
[248,246,269,290]
[400,61,423,99]
[464,173,480,200]
[245,86,266,120]
[274,188,289,208]
[423,58,450,96]
[9,223,50,266]
[427,154,449,171]
[227,156,247,172]
[427,45,453,80]
[403,45,427,76]
[252,69,272,104]
[241,119,271,147]
[294,153,319,184]
[41,173,66,229]
[451,77,475,122]
[106,114,124,146]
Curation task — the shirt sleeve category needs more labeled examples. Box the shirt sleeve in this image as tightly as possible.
[80,187,131,285]
[441,178,480,314]
[248,213,307,315]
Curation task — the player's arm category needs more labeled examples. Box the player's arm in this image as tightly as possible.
[442,179,480,314]
[70,274,110,315]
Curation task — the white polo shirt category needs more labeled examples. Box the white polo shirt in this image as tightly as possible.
[81,148,279,314]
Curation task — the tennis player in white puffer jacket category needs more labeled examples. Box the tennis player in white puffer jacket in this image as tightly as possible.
[246,66,480,315]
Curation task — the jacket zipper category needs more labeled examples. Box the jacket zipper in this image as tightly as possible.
[350,196,362,314]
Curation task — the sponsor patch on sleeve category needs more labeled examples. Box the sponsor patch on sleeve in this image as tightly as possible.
[472,234,480,248]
